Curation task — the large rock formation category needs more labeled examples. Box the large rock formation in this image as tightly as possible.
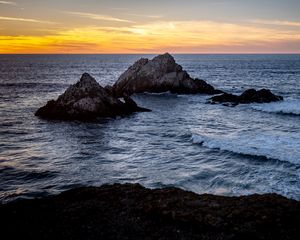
[1,183,299,240]
[35,73,150,120]
[209,88,283,106]
[113,53,222,96]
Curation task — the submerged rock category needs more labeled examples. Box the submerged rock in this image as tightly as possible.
[113,53,222,96]
[1,183,299,240]
[209,88,283,105]
[35,73,150,120]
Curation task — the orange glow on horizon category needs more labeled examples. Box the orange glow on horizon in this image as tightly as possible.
[1,21,300,54]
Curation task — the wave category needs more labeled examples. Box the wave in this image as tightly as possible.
[0,82,69,87]
[0,166,57,182]
[268,71,300,74]
[192,132,300,165]
[251,100,300,116]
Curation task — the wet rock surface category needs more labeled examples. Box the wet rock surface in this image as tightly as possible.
[209,88,283,106]
[113,53,221,96]
[1,183,299,240]
[35,73,150,120]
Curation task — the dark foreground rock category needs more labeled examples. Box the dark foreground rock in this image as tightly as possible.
[113,53,222,96]
[35,73,150,120]
[1,183,299,240]
[210,88,283,106]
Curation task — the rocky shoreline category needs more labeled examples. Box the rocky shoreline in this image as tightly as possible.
[1,183,299,240]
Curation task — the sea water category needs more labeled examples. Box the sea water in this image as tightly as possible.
[0,54,299,201]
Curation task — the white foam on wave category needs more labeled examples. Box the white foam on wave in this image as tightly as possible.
[192,132,300,165]
[251,100,300,116]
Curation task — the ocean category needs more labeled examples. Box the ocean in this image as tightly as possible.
[0,54,299,202]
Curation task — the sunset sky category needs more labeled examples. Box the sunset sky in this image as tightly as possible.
[0,0,299,53]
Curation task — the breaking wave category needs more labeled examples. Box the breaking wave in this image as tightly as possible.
[192,132,300,165]
[251,100,300,116]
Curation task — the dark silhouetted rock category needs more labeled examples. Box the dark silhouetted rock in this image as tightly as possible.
[113,53,222,96]
[35,73,150,120]
[1,183,299,240]
[239,89,283,103]
[210,88,283,105]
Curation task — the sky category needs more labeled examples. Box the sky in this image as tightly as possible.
[0,0,299,53]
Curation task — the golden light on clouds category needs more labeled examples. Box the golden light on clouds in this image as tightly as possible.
[0,16,56,24]
[63,11,134,23]
[0,20,299,53]
[0,1,17,6]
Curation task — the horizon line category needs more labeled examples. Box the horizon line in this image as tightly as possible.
[1,52,300,55]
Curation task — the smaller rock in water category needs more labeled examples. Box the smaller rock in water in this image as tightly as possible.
[113,53,222,96]
[35,73,150,120]
[209,88,283,106]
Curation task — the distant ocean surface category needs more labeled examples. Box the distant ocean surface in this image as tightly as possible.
[1,54,300,202]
